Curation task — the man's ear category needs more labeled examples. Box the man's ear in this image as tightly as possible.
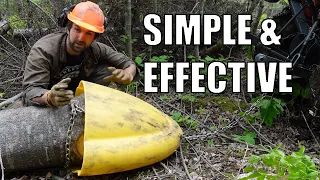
[94,33,100,40]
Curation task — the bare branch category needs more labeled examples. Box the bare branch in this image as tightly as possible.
[179,145,192,180]
[27,0,57,26]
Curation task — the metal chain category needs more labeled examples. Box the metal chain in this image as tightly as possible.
[64,101,84,169]
[185,94,266,141]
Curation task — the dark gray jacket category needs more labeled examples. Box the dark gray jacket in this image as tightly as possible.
[23,32,136,106]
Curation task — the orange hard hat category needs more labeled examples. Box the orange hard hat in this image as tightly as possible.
[67,1,105,33]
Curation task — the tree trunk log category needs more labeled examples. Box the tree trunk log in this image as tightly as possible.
[12,28,51,38]
[0,95,85,173]
[199,29,237,57]
[0,20,10,36]
[11,27,117,39]
[252,0,264,35]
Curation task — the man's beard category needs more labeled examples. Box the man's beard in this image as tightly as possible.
[68,36,87,53]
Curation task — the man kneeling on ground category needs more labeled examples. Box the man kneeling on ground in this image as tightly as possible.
[22,1,139,107]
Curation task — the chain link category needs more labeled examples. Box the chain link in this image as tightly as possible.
[64,101,84,169]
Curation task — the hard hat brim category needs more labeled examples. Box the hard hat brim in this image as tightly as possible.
[67,13,104,33]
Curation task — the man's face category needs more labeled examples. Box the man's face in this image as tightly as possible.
[67,23,95,54]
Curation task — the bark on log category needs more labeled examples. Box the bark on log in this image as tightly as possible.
[0,95,85,174]
[12,28,51,38]
[0,20,10,36]
[199,29,237,57]
[12,27,118,39]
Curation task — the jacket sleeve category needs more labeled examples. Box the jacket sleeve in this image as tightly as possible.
[22,45,51,106]
[98,43,134,69]
[98,43,140,81]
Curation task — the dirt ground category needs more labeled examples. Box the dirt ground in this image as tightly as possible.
[0,23,319,180]
[2,82,319,180]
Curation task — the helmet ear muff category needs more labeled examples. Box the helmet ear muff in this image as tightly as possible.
[58,4,76,27]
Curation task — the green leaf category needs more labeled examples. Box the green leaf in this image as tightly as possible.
[241,145,320,180]
[211,126,217,131]
[259,99,271,110]
[246,172,262,179]
[184,115,190,120]
[234,131,257,145]
[187,55,195,59]
[244,166,255,172]
[306,172,318,179]
[262,157,275,167]
[244,137,255,145]
[8,15,27,29]
[259,13,268,25]
[248,156,261,164]
[170,112,181,120]
[291,82,302,97]
[234,134,255,145]
[298,145,305,155]
[244,131,257,138]
[239,111,245,116]
[207,140,214,147]
[245,114,255,123]
[0,93,3,98]
[205,56,214,62]
[251,96,261,103]
[257,175,266,180]
[276,149,285,157]
[160,95,169,100]
[287,173,301,180]
[301,88,310,99]
[261,105,278,126]
[135,57,142,64]
[216,57,225,62]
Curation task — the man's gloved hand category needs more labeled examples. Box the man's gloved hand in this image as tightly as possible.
[103,67,134,85]
[46,78,74,107]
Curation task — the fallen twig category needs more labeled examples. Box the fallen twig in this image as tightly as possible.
[102,34,118,52]
[145,95,164,112]
[218,133,257,148]
[248,123,276,147]
[237,143,249,175]
[0,35,20,51]
[0,92,23,109]
[301,110,320,148]
[28,0,57,25]
[185,138,228,178]
[152,166,161,180]
[0,149,4,180]
[160,162,172,174]
[0,76,23,86]
[179,145,192,180]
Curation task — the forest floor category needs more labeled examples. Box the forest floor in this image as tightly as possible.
[1,28,319,180]
[2,77,320,180]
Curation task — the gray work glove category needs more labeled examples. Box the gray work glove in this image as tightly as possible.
[46,78,74,107]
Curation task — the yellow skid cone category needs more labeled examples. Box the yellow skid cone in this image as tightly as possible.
[73,81,183,176]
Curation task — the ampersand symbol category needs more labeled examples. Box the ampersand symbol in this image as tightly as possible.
[260,19,281,45]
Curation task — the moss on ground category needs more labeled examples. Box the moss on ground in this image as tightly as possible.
[196,96,248,112]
